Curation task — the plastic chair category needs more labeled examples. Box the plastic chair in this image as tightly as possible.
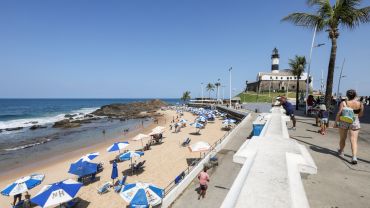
[97,182,112,195]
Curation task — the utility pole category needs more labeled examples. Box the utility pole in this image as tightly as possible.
[229,67,232,108]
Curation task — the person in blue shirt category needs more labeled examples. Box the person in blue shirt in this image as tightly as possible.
[318,104,329,135]
[278,96,296,130]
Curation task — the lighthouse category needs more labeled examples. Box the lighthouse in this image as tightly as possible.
[271,47,279,73]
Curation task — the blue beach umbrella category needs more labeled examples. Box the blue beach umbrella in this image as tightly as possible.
[1,174,45,196]
[119,151,144,161]
[31,179,82,208]
[75,152,99,163]
[120,182,164,207]
[107,142,129,153]
[223,119,236,125]
[119,151,144,174]
[190,122,203,129]
[111,161,118,181]
[68,161,97,177]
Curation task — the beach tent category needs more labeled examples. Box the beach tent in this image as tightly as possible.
[31,179,82,208]
[68,161,97,177]
[107,142,129,153]
[132,134,150,148]
[75,152,99,163]
[1,174,44,196]
[120,182,164,207]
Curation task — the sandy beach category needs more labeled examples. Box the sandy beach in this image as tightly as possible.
[0,109,227,207]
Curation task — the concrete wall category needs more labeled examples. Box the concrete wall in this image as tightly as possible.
[221,107,317,208]
[161,113,252,208]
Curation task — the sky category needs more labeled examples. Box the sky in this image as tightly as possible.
[0,0,369,98]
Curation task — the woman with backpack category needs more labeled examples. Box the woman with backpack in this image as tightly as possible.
[335,89,364,165]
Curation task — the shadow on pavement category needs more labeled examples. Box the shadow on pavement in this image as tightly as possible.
[291,136,370,165]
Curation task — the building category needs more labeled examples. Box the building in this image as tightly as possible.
[246,48,312,93]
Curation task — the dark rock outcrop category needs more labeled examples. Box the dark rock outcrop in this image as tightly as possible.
[52,119,81,128]
[30,125,47,130]
[92,99,168,119]
[64,114,77,118]
[5,127,24,131]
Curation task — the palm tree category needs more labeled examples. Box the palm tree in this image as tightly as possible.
[289,55,307,110]
[181,91,191,103]
[282,0,370,108]
[206,83,215,99]
[214,79,221,101]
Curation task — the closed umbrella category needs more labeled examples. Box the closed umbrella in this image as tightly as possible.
[31,179,82,208]
[111,161,118,183]
[1,174,44,196]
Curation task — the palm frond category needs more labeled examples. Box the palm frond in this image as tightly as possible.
[335,0,370,29]
[282,13,321,29]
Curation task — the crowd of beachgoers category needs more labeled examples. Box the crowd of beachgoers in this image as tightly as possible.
[0,106,238,208]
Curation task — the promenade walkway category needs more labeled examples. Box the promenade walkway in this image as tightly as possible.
[171,113,255,208]
[293,106,370,208]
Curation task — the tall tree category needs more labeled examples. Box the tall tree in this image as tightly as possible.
[181,91,191,103]
[214,79,221,101]
[289,55,307,110]
[282,0,370,108]
[206,83,215,99]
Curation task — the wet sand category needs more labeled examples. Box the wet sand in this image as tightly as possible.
[0,110,227,207]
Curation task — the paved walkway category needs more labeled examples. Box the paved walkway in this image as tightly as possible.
[291,106,370,208]
[171,114,255,208]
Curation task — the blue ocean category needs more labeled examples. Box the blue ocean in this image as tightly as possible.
[0,98,179,172]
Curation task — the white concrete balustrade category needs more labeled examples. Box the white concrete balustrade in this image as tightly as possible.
[221,107,317,208]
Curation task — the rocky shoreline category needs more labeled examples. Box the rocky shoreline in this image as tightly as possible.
[0,99,168,131]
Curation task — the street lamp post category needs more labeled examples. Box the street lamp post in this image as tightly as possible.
[229,67,232,108]
[305,24,325,114]
[336,59,346,105]
[201,82,204,104]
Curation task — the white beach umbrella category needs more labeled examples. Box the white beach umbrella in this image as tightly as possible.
[152,126,165,132]
[75,152,100,163]
[132,134,150,147]
[31,179,82,208]
[1,174,45,196]
[188,141,211,152]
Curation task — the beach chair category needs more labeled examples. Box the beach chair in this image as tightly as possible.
[114,175,127,193]
[133,160,146,172]
[97,182,112,195]
[181,138,191,147]
[97,162,104,172]
[174,171,185,184]
[60,198,79,208]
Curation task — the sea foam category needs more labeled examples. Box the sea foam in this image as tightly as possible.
[0,107,98,130]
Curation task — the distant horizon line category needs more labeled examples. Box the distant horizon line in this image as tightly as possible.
[0,97,181,99]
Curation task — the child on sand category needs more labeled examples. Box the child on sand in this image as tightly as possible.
[318,104,329,135]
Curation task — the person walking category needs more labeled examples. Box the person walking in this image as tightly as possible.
[198,167,210,200]
[278,96,296,130]
[335,89,364,165]
[318,104,329,135]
